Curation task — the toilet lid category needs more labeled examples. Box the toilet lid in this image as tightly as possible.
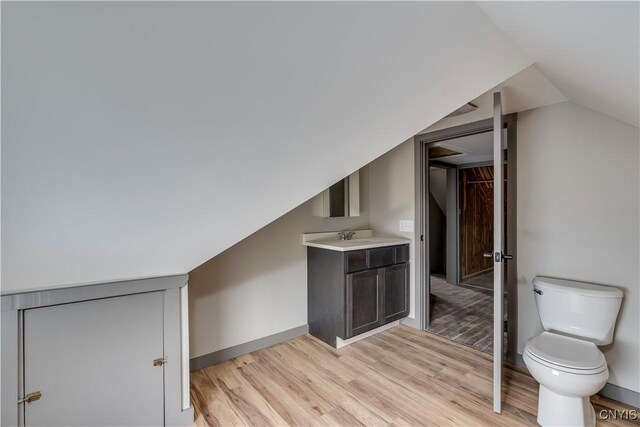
[525,332,606,370]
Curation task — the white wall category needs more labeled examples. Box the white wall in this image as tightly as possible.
[368,138,417,318]
[479,2,640,127]
[517,102,639,392]
[2,2,530,293]
[189,169,370,358]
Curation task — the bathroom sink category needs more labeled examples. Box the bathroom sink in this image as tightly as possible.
[346,238,377,244]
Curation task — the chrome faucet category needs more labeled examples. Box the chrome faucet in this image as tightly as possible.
[338,231,356,241]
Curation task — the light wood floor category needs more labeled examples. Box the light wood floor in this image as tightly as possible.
[191,325,638,426]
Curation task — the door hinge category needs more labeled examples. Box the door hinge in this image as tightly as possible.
[153,357,167,367]
[504,320,508,333]
[19,391,41,404]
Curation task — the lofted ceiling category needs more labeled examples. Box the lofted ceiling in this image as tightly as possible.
[478,1,640,127]
[1,2,532,292]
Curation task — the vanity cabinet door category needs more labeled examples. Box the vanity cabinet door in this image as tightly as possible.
[345,270,381,338]
[383,263,410,323]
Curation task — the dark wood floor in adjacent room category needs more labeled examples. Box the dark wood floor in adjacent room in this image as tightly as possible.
[190,325,636,427]
[461,271,494,291]
[428,275,495,354]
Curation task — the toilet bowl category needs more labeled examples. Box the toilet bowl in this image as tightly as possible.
[526,277,622,427]
[523,332,609,427]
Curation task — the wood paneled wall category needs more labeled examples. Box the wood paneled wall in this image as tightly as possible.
[460,166,494,278]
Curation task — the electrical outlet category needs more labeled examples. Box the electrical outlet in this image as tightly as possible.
[399,220,414,232]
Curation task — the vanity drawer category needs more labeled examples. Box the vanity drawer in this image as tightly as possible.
[345,250,367,273]
[367,247,395,269]
[395,245,409,264]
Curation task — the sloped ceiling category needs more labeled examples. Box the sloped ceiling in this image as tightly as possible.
[478,1,640,127]
[1,2,531,293]
[424,65,568,133]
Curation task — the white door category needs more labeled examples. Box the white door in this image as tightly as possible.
[23,291,165,426]
[491,92,511,413]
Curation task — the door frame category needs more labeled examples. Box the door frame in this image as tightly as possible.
[414,113,519,364]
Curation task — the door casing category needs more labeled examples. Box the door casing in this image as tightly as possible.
[414,113,518,365]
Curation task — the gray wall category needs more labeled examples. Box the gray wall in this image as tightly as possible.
[429,168,447,275]
[430,168,448,211]
[428,192,446,275]
[188,169,370,358]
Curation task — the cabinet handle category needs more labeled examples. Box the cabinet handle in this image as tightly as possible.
[153,357,167,367]
[19,391,41,404]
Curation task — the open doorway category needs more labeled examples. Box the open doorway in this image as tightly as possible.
[415,115,518,363]
[427,132,500,354]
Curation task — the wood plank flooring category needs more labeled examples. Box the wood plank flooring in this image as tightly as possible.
[428,276,496,354]
[461,271,494,292]
[191,325,638,426]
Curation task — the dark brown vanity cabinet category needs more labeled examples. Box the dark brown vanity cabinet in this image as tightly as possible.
[308,244,409,347]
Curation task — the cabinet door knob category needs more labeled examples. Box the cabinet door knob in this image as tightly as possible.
[153,357,167,367]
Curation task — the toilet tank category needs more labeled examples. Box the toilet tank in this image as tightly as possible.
[533,276,623,345]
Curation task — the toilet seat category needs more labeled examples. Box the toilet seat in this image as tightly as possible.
[525,332,607,374]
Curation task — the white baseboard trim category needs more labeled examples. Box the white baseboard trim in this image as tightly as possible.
[400,315,420,330]
[335,320,400,349]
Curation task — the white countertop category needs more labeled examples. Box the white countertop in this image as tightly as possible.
[302,230,411,252]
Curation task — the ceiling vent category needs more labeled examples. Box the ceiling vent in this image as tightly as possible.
[445,102,478,118]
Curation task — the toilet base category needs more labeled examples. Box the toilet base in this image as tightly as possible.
[537,385,596,427]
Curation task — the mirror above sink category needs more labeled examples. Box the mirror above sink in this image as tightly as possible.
[321,171,360,217]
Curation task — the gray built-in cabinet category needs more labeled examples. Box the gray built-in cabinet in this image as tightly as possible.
[308,244,410,347]
[1,275,193,427]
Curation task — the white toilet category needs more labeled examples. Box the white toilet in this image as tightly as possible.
[524,276,623,427]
